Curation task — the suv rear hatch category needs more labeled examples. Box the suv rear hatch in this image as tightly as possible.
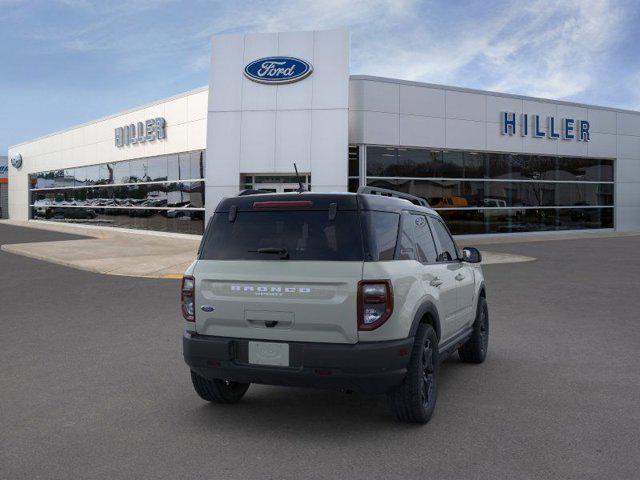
[193,196,364,344]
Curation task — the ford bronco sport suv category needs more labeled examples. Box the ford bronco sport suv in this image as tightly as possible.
[182,187,488,423]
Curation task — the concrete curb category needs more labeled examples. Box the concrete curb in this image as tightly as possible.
[0,243,183,279]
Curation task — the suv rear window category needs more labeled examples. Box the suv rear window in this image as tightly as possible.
[200,210,364,261]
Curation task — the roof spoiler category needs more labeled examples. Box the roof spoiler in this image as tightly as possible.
[237,189,274,196]
[357,186,430,207]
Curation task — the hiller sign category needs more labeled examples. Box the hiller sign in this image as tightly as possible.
[115,117,166,147]
[500,112,590,142]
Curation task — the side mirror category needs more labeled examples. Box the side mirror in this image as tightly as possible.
[462,247,482,263]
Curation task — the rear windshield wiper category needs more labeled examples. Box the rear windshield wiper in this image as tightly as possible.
[248,247,290,259]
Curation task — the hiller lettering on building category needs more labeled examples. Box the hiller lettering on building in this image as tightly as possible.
[115,117,166,147]
[500,112,590,141]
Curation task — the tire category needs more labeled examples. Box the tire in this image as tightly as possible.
[388,324,439,424]
[459,296,489,364]
[190,370,250,404]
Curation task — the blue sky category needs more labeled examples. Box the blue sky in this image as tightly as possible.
[2,0,639,153]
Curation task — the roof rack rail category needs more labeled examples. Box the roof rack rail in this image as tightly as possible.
[357,186,430,207]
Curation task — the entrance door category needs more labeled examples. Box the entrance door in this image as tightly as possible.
[255,182,303,193]
[242,174,310,193]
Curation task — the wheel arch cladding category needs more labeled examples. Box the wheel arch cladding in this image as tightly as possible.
[479,282,486,298]
[409,302,441,341]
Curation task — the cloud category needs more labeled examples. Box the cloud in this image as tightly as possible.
[344,0,626,101]
[2,0,637,105]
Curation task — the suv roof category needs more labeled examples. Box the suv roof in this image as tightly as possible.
[215,192,439,216]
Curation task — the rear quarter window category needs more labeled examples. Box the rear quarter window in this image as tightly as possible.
[362,211,400,261]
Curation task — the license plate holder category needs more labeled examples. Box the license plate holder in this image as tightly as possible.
[248,341,290,367]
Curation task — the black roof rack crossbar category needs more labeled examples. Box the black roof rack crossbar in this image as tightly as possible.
[357,186,430,207]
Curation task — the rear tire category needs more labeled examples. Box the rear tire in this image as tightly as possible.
[388,324,439,424]
[190,370,250,404]
[459,296,489,363]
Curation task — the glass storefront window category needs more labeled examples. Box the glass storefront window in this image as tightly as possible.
[348,145,359,177]
[148,156,168,182]
[129,159,148,183]
[112,161,130,184]
[28,150,206,235]
[364,145,615,235]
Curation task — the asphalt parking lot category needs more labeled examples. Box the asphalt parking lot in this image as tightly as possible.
[1,224,639,480]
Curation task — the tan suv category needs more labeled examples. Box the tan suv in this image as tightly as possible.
[182,187,488,423]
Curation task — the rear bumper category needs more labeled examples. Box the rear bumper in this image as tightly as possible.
[183,331,414,394]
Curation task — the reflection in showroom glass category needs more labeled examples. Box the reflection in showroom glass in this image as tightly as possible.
[28,151,206,234]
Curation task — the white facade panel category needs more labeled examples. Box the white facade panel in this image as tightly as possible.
[588,109,617,134]
[587,133,617,158]
[311,29,350,110]
[187,90,208,121]
[616,182,640,207]
[522,100,557,118]
[348,80,365,111]
[164,97,189,125]
[557,136,588,157]
[446,90,485,122]
[363,111,399,146]
[310,109,348,191]
[360,80,399,114]
[446,118,485,150]
[399,85,445,118]
[617,112,640,137]
[208,35,243,112]
[241,33,279,111]
[399,115,445,148]
[206,111,241,186]
[348,110,365,145]
[616,158,640,182]
[486,123,524,153]
[144,134,166,158]
[556,105,588,124]
[486,96,522,124]
[275,110,312,172]
[522,135,558,155]
[617,135,640,159]
[187,119,207,151]
[616,205,640,231]
[276,31,314,111]
[240,110,276,172]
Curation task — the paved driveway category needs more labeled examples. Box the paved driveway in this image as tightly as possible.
[1,224,639,479]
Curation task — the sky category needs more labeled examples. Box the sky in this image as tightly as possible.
[1,0,639,153]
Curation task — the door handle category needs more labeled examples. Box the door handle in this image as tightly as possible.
[430,277,443,287]
[455,273,465,281]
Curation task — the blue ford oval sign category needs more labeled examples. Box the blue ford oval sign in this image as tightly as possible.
[244,56,313,85]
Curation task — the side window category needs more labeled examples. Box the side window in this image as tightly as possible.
[364,211,400,261]
[397,214,416,260]
[412,214,438,263]
[430,217,458,262]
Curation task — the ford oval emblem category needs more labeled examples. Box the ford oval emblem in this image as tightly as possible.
[200,305,215,312]
[10,153,23,169]
[244,56,313,85]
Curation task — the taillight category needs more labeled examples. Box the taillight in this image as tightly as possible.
[253,201,313,209]
[181,276,195,322]
[357,280,393,331]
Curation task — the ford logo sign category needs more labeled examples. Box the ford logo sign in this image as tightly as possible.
[10,153,23,169]
[244,56,313,85]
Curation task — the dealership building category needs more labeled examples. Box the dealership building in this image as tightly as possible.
[7,29,640,236]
